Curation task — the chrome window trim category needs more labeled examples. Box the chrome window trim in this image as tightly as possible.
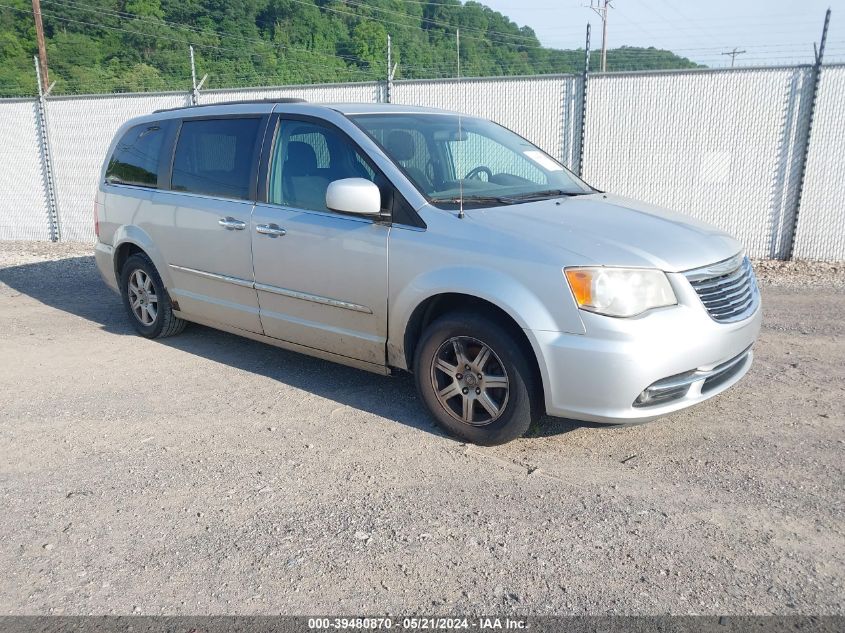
[255,202,376,226]
[154,188,257,205]
[102,182,158,193]
[106,179,257,206]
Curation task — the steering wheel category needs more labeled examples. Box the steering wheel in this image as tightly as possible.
[465,166,493,181]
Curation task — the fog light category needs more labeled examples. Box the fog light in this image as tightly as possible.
[635,389,651,405]
[633,382,692,408]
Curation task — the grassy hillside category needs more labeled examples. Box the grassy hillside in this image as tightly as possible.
[0,0,700,96]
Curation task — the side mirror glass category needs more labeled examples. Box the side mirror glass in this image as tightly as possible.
[325,178,381,216]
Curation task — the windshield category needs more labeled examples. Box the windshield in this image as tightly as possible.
[350,113,593,206]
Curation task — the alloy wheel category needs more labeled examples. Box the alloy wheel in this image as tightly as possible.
[127,268,158,326]
[429,336,510,426]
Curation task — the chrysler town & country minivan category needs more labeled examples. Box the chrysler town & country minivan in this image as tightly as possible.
[94,100,761,445]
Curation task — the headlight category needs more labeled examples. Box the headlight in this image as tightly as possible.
[564,267,677,317]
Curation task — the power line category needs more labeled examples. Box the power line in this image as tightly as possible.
[282,0,551,51]
[0,0,834,95]
[341,0,543,44]
[721,47,747,67]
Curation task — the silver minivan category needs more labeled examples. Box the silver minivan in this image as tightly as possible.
[94,100,761,445]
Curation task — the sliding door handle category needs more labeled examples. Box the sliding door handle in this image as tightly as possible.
[218,217,246,230]
[256,224,287,237]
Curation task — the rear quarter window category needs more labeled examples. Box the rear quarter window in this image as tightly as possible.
[171,117,262,200]
[105,123,165,188]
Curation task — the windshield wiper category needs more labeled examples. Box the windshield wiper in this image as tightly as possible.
[431,189,594,205]
[501,189,592,201]
[430,195,515,204]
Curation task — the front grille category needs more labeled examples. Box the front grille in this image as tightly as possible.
[685,254,759,323]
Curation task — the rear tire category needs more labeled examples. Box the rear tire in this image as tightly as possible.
[120,253,186,339]
[414,312,540,445]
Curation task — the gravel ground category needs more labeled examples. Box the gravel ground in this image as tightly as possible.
[0,241,843,616]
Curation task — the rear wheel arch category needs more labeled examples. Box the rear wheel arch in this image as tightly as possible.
[113,240,180,313]
[114,241,146,280]
[111,230,174,293]
[402,293,543,400]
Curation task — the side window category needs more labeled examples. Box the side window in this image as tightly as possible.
[105,123,164,188]
[171,117,261,200]
[268,119,378,212]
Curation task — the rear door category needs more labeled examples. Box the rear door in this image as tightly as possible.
[250,115,390,367]
[150,115,268,333]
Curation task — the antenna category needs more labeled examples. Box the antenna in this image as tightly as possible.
[457,28,465,220]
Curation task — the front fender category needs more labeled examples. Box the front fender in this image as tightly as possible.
[111,225,175,291]
[387,265,586,370]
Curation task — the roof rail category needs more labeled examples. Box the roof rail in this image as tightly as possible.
[153,97,307,113]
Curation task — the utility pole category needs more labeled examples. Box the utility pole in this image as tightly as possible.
[188,45,207,106]
[587,0,613,72]
[386,34,397,103]
[32,0,50,93]
[387,34,392,84]
[721,47,746,68]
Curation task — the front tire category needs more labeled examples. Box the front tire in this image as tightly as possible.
[414,312,540,445]
[120,253,186,339]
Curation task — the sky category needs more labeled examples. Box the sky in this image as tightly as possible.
[479,0,844,67]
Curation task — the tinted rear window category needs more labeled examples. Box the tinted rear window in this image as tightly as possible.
[106,123,164,188]
[171,118,261,200]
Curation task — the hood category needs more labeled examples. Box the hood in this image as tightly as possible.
[468,193,743,272]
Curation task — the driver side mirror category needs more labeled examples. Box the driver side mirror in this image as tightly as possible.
[325,178,382,217]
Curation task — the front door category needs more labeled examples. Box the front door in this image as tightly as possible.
[250,116,389,367]
[152,116,267,333]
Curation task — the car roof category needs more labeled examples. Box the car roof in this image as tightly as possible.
[327,103,463,116]
[144,100,468,121]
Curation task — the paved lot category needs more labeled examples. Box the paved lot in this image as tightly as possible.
[0,242,843,615]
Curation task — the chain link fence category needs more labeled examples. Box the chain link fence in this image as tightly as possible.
[0,66,843,260]
[0,99,51,240]
[581,66,814,259]
[46,92,191,241]
[792,65,845,260]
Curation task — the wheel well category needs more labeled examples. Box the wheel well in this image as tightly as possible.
[114,242,145,279]
[403,293,542,390]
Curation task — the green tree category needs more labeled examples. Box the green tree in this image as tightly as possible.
[0,0,701,97]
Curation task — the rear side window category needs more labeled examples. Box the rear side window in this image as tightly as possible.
[106,123,164,188]
[171,118,261,200]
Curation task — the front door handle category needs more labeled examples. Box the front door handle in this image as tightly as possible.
[218,217,246,230]
[256,224,287,238]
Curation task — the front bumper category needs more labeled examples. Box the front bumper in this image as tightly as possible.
[527,272,762,423]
